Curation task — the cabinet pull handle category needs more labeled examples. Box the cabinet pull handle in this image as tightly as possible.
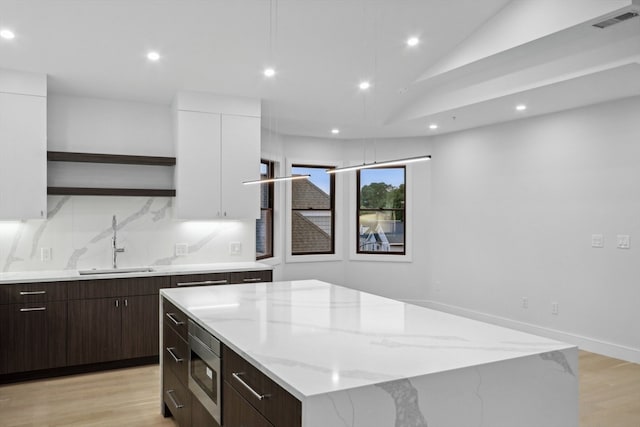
[124,299,128,307]
[166,390,184,409]
[232,372,270,401]
[166,347,183,363]
[19,290,46,295]
[20,307,46,312]
[176,280,228,287]
[242,278,263,283]
[165,312,185,326]
[115,300,119,308]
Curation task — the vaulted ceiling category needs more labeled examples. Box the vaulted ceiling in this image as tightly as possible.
[1,0,638,138]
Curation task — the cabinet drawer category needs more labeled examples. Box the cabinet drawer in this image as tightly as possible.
[163,298,188,341]
[223,380,274,427]
[163,364,191,427]
[0,281,68,305]
[163,320,188,386]
[229,270,272,284]
[171,272,229,288]
[1,301,67,374]
[223,346,301,427]
[68,276,169,299]
[191,394,219,427]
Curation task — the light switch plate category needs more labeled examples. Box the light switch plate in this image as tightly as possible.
[617,235,630,249]
[229,242,242,255]
[175,243,189,256]
[591,234,604,248]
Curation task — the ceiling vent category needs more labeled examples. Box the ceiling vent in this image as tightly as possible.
[592,11,638,29]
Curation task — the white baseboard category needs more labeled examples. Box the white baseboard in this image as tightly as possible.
[402,299,640,364]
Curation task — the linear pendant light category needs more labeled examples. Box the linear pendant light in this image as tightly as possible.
[325,155,431,174]
[243,174,311,185]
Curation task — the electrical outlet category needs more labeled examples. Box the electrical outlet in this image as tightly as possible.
[229,242,242,255]
[551,302,559,315]
[617,235,630,249]
[521,297,529,309]
[591,234,604,248]
[175,243,189,256]
[40,247,51,262]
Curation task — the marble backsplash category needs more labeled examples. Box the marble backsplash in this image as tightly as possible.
[0,196,255,272]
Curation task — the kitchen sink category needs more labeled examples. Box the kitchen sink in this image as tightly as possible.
[78,267,155,275]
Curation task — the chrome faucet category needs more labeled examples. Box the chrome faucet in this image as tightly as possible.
[112,215,125,269]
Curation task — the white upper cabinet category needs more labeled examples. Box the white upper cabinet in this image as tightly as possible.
[220,114,260,219]
[174,110,222,219]
[0,70,47,220]
[174,92,260,220]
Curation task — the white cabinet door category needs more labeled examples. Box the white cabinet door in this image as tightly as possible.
[220,115,260,219]
[0,93,46,219]
[174,110,221,219]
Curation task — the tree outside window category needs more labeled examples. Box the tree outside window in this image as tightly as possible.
[357,167,405,254]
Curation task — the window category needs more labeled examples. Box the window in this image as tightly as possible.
[256,160,274,259]
[357,167,405,254]
[291,164,335,255]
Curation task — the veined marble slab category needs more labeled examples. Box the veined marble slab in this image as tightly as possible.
[161,280,578,426]
[0,262,272,284]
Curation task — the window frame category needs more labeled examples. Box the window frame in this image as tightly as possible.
[290,163,336,256]
[256,159,274,260]
[356,166,407,256]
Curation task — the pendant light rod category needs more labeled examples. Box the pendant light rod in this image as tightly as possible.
[243,174,311,185]
[325,155,431,174]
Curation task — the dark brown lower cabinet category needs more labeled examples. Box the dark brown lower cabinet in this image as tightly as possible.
[0,302,67,374]
[121,294,160,359]
[223,380,275,427]
[223,346,301,427]
[228,270,273,284]
[67,298,122,365]
[191,393,218,427]
[67,295,160,365]
[163,364,191,427]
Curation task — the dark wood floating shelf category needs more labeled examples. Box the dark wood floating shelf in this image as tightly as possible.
[48,187,176,197]
[47,151,176,166]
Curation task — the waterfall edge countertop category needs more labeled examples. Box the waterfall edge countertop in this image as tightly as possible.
[0,262,272,284]
[160,279,576,401]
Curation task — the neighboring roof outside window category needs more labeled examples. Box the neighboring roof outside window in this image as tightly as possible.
[291,177,332,254]
[292,178,330,210]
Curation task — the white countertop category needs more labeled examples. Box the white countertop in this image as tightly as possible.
[160,280,574,401]
[0,262,272,284]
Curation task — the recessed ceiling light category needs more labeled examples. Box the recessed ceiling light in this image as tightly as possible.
[264,68,276,77]
[331,128,340,134]
[0,29,15,40]
[516,104,527,111]
[407,37,419,47]
[359,81,371,90]
[429,124,438,130]
[147,51,160,61]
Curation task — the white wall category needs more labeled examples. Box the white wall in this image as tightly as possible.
[266,96,640,362]
[48,94,173,155]
[341,138,433,301]
[426,96,640,362]
[0,94,256,272]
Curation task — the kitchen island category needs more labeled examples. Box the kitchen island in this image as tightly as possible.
[161,280,578,427]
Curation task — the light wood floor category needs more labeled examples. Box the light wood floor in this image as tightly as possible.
[0,351,638,426]
[579,351,640,427]
[0,364,175,427]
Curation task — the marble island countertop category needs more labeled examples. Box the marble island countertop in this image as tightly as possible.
[0,262,272,284]
[161,279,576,401]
